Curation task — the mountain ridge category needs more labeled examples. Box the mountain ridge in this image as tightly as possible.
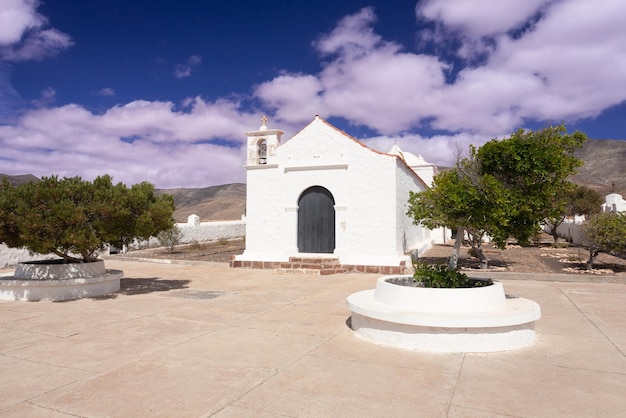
[2,138,625,221]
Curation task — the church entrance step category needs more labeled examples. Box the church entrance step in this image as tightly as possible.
[231,257,407,275]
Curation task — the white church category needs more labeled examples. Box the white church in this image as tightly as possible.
[231,116,448,274]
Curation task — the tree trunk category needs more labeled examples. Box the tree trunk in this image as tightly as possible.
[52,249,83,263]
[468,231,489,269]
[476,241,489,269]
[550,225,559,243]
[448,226,464,270]
[586,248,599,271]
[549,217,565,244]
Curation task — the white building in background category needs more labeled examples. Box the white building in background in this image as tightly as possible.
[545,190,626,245]
[232,116,447,272]
[602,192,626,213]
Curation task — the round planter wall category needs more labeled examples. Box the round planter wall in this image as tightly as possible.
[14,260,107,280]
[376,276,506,313]
[347,275,541,353]
[0,260,122,301]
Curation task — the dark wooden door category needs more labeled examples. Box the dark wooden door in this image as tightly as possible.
[298,186,335,253]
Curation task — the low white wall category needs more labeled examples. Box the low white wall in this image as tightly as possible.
[0,244,54,269]
[1,218,247,268]
[543,217,584,245]
[132,218,246,249]
[175,219,246,244]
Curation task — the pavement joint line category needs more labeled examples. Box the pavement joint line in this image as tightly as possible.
[211,367,281,418]
[555,364,626,376]
[558,286,626,358]
[446,352,466,416]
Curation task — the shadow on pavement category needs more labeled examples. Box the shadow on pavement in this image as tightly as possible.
[118,277,191,296]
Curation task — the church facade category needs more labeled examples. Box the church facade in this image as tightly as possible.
[231,116,447,273]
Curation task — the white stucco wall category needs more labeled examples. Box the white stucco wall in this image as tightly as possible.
[543,217,584,245]
[174,219,245,244]
[0,244,55,269]
[237,116,440,266]
[132,219,246,249]
[396,161,427,256]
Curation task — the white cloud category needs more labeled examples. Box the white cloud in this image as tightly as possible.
[188,55,201,65]
[255,1,626,139]
[416,0,549,38]
[0,0,44,45]
[173,54,202,79]
[314,7,382,59]
[254,73,324,124]
[31,86,55,107]
[0,98,262,188]
[0,0,73,61]
[361,131,496,168]
[99,87,115,97]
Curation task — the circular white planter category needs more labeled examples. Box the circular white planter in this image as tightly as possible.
[347,275,541,353]
[0,260,122,301]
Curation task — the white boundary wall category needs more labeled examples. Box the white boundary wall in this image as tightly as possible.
[0,245,54,269]
[543,216,584,245]
[173,217,246,244]
[1,216,246,268]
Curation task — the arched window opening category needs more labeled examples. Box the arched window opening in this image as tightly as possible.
[258,139,267,164]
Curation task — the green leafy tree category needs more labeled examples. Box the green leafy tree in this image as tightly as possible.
[582,212,626,270]
[408,125,586,269]
[0,175,175,262]
[546,184,603,243]
[567,185,603,217]
[407,162,511,269]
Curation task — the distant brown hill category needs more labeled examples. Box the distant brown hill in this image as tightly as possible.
[570,139,626,194]
[157,183,246,222]
[0,173,39,186]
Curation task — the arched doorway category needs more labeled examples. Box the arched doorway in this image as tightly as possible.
[297,186,335,253]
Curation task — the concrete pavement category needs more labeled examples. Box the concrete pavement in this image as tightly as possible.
[0,259,625,417]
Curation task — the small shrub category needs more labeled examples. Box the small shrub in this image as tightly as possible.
[157,226,184,254]
[412,261,493,288]
[189,240,203,250]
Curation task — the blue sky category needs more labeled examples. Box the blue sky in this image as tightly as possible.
[1,0,625,188]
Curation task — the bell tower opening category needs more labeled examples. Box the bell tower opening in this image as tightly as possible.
[257,139,267,164]
[245,116,283,166]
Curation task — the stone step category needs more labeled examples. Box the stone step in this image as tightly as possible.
[232,258,407,275]
[288,257,340,265]
[273,268,321,275]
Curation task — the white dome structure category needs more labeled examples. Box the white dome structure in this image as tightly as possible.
[387,144,439,187]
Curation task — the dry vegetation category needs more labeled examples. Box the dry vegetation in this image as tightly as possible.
[420,233,626,276]
[117,239,245,263]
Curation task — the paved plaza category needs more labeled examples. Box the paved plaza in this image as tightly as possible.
[1,259,625,417]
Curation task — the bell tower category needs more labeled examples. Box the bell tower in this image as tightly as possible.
[245,116,283,166]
